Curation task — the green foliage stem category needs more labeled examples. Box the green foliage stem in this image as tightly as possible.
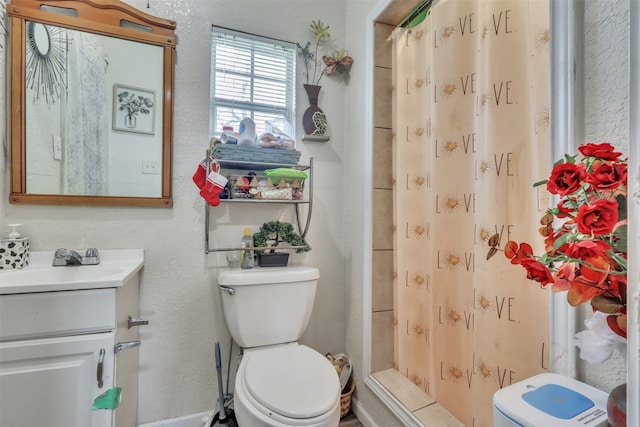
[253,221,310,254]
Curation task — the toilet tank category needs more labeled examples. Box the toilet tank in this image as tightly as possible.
[217,266,320,348]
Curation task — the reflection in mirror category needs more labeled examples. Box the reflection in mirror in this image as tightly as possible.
[8,0,176,207]
[30,22,50,55]
[26,22,65,103]
[25,24,164,198]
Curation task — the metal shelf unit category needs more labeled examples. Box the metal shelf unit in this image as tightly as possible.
[204,154,313,254]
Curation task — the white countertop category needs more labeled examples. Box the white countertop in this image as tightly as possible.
[0,249,144,294]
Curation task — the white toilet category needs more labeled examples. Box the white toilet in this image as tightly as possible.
[218,266,341,427]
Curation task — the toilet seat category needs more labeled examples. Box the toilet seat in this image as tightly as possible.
[238,344,340,423]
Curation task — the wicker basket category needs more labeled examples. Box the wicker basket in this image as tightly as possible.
[340,377,356,418]
[227,174,305,200]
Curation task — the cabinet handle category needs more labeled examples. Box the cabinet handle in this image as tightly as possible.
[97,348,105,388]
[115,341,141,353]
[127,315,149,329]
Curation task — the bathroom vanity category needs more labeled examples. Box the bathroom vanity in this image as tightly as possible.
[0,249,145,427]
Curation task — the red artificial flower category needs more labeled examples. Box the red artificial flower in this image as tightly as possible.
[607,314,627,338]
[564,239,611,260]
[578,142,622,161]
[575,199,619,236]
[552,262,576,292]
[544,233,556,254]
[585,162,627,191]
[566,256,618,306]
[580,256,611,284]
[487,142,628,352]
[520,258,554,286]
[555,200,574,218]
[567,281,606,306]
[546,162,587,196]
[608,273,627,303]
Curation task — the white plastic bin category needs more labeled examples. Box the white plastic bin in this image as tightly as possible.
[493,373,608,427]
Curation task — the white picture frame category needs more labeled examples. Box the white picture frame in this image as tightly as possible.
[112,84,156,135]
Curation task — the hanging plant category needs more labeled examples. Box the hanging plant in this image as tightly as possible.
[253,221,309,254]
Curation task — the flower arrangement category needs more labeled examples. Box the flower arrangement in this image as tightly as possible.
[487,142,628,363]
[296,20,353,85]
[117,91,153,118]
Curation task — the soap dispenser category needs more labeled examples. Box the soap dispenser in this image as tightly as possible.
[0,224,31,269]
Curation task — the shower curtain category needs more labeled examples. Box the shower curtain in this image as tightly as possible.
[393,1,550,425]
[65,31,109,195]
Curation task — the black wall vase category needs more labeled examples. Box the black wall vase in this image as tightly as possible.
[302,84,328,138]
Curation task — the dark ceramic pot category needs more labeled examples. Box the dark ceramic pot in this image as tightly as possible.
[257,252,289,267]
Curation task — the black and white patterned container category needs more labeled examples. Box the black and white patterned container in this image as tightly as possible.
[0,238,30,269]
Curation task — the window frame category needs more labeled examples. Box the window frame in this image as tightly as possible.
[210,26,296,138]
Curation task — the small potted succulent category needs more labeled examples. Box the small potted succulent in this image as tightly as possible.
[253,221,310,267]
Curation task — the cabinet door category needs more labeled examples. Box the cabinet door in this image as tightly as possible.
[0,332,115,427]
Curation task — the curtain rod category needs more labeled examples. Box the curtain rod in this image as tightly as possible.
[397,0,433,28]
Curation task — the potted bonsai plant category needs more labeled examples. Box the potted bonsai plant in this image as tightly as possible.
[253,221,310,267]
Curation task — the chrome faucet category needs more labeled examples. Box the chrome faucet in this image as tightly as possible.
[52,248,100,266]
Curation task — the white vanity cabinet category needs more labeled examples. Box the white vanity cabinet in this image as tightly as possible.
[0,249,144,427]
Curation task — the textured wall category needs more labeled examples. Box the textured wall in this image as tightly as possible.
[1,0,7,225]
[580,0,629,392]
[344,0,405,426]
[1,0,347,423]
[1,0,632,424]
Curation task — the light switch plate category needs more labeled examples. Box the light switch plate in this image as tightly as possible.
[52,136,62,160]
[142,159,160,174]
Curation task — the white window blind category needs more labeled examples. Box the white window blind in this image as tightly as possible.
[210,26,296,137]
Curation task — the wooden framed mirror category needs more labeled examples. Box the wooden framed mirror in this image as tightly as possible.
[8,0,176,207]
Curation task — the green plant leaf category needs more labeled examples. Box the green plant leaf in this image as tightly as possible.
[612,224,627,253]
[616,194,627,221]
[552,232,571,253]
[253,221,310,254]
[532,179,548,187]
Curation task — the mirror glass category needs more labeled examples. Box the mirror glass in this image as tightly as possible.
[30,23,50,56]
[24,23,164,198]
[8,0,176,207]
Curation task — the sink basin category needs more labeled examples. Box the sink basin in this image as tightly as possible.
[0,249,144,294]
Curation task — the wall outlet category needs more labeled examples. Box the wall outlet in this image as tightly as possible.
[142,159,160,174]
[52,136,62,160]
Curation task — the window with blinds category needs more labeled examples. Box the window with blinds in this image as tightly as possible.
[210,27,296,138]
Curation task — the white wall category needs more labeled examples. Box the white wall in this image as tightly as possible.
[1,0,349,424]
[1,0,632,425]
[99,35,164,197]
[580,0,629,391]
[1,2,6,217]
[342,0,404,425]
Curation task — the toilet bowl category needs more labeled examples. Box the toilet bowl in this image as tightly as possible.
[217,266,341,427]
[234,343,340,426]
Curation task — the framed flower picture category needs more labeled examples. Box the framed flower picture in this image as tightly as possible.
[112,84,156,134]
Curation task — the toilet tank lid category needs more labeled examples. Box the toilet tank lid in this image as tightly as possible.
[218,266,319,286]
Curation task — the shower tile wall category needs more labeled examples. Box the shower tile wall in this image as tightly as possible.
[368,10,465,427]
[371,22,395,373]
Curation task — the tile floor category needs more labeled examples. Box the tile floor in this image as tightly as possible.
[339,412,363,427]
[373,368,464,426]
